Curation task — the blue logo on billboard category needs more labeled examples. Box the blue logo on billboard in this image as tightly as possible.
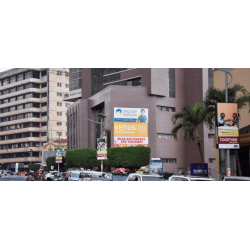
[115,109,122,116]
[190,163,208,177]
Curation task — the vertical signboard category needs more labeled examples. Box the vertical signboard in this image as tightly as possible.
[114,108,148,147]
[55,148,63,163]
[149,162,163,175]
[215,103,239,149]
[15,163,18,173]
[97,138,107,160]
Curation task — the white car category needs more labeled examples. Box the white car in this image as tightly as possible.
[223,176,250,181]
[169,174,214,181]
[126,173,165,181]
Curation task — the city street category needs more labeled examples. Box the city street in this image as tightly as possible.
[0,175,26,181]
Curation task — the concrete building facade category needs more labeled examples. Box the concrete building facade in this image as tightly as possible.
[0,68,71,169]
[66,68,216,176]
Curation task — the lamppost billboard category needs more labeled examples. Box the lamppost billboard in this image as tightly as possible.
[114,108,148,147]
[55,148,63,163]
[215,103,239,149]
[97,138,107,160]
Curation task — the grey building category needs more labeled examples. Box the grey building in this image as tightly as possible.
[66,68,216,176]
[0,68,69,170]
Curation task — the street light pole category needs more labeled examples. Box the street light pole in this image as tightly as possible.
[225,69,231,176]
[88,113,106,173]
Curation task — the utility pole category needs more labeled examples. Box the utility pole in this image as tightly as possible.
[214,68,233,178]
[225,69,231,176]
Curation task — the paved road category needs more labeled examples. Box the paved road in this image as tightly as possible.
[0,175,26,181]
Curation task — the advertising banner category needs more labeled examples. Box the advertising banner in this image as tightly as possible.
[55,148,63,163]
[114,108,148,147]
[216,103,239,149]
[97,138,107,160]
[15,163,18,173]
[149,162,163,175]
[190,163,208,177]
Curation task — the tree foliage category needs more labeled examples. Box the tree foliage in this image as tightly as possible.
[65,148,104,169]
[203,83,250,128]
[107,146,151,168]
[28,164,40,171]
[45,156,66,171]
[171,103,211,177]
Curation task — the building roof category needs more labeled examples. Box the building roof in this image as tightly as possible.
[239,125,250,134]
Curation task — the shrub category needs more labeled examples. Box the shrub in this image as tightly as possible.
[28,164,40,171]
[107,146,151,168]
[45,156,66,171]
[65,148,105,170]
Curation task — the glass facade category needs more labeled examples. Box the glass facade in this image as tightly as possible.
[69,68,82,91]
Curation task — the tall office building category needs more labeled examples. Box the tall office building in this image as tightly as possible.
[65,68,216,176]
[0,68,71,170]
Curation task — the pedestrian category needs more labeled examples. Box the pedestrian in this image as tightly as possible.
[46,172,52,181]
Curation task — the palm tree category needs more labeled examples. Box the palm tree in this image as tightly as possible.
[171,103,213,177]
[203,83,250,128]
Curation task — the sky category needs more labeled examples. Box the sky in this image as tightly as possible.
[0,68,11,72]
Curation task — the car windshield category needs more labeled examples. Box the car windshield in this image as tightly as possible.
[112,175,128,181]
[92,173,104,177]
[71,173,80,178]
[142,176,165,181]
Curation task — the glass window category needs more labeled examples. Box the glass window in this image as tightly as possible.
[32,103,40,108]
[9,106,15,112]
[3,79,9,86]
[10,97,16,102]
[3,89,9,95]
[17,104,23,110]
[17,85,24,91]
[25,71,32,79]
[41,102,47,107]
[3,99,8,104]
[2,108,9,113]
[208,134,215,139]
[10,87,16,93]
[10,77,16,83]
[209,158,216,163]
[16,114,23,119]
[42,92,47,97]
[17,74,23,81]
[42,82,47,88]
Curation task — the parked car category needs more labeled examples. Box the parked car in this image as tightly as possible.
[126,173,165,181]
[223,176,250,181]
[83,177,112,181]
[169,174,214,181]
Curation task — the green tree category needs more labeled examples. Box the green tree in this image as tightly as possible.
[203,83,250,128]
[107,146,151,169]
[28,164,40,171]
[65,148,104,170]
[45,156,66,172]
[171,103,213,177]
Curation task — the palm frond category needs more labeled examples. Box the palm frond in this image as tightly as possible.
[171,123,183,140]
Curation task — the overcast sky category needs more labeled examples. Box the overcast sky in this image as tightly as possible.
[0,68,11,72]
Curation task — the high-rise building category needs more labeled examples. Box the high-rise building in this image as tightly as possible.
[0,68,71,170]
[65,68,216,176]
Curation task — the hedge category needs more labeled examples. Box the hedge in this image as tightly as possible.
[28,164,40,171]
[65,148,105,169]
[107,146,151,168]
[45,156,66,172]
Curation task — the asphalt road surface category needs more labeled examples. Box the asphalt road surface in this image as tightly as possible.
[0,175,26,181]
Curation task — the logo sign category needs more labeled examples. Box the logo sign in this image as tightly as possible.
[55,148,63,163]
[63,89,82,101]
[149,162,163,175]
[97,138,107,160]
[227,168,231,177]
[114,108,148,147]
[216,103,240,149]
[190,163,208,177]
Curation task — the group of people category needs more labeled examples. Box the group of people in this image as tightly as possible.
[45,172,62,181]
[218,113,238,127]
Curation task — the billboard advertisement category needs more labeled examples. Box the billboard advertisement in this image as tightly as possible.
[216,103,239,149]
[55,148,63,163]
[97,138,107,160]
[190,163,208,177]
[149,161,163,175]
[114,108,148,147]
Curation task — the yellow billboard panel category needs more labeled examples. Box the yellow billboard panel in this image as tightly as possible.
[114,122,148,137]
[218,129,239,137]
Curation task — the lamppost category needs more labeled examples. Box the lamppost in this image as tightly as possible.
[88,113,106,172]
[214,68,233,177]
